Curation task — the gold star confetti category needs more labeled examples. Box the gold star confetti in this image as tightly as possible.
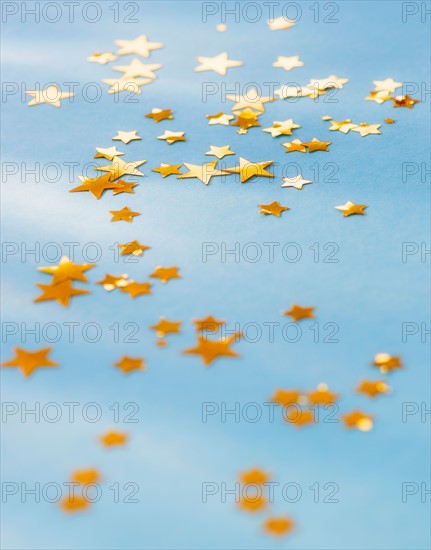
[110,206,140,223]
[97,274,129,291]
[194,52,243,75]
[372,353,403,373]
[150,317,181,338]
[238,495,267,512]
[302,138,332,152]
[273,55,303,71]
[119,240,151,256]
[283,304,314,322]
[120,281,152,298]
[264,517,295,537]
[285,408,314,427]
[87,51,117,64]
[177,160,224,185]
[206,112,234,125]
[328,119,357,133]
[342,410,373,431]
[94,145,124,160]
[157,130,186,144]
[385,118,395,124]
[263,118,301,137]
[335,201,367,217]
[193,315,226,333]
[258,201,289,217]
[281,138,307,153]
[321,115,332,121]
[114,356,145,374]
[70,173,117,199]
[145,108,173,122]
[38,256,95,284]
[205,145,235,159]
[113,58,162,79]
[231,108,261,133]
[102,77,152,95]
[2,346,58,377]
[223,157,273,183]
[364,90,393,104]
[275,84,321,99]
[95,156,146,178]
[239,468,270,485]
[100,430,128,447]
[183,335,239,366]
[26,85,75,107]
[356,380,391,398]
[307,384,339,405]
[60,495,91,513]
[373,77,402,93]
[392,94,419,108]
[227,88,274,113]
[271,389,302,406]
[351,122,381,137]
[281,175,312,189]
[34,280,89,307]
[267,16,296,30]
[112,130,142,144]
[308,75,349,90]
[152,163,183,177]
[71,469,101,485]
[116,34,163,57]
[112,180,138,195]
[150,266,181,283]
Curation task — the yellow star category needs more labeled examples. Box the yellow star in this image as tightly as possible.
[94,146,124,160]
[183,336,239,366]
[303,138,332,152]
[223,157,273,183]
[100,430,128,447]
[351,122,381,137]
[258,201,289,217]
[227,87,274,113]
[60,495,91,513]
[264,517,295,537]
[70,173,117,199]
[267,16,296,30]
[195,52,243,75]
[112,180,138,195]
[281,175,312,189]
[275,84,322,99]
[102,77,152,94]
[26,85,75,107]
[112,130,141,144]
[373,77,402,93]
[335,201,367,217]
[356,380,391,398]
[38,256,95,284]
[232,109,261,133]
[328,119,357,133]
[157,130,186,144]
[87,51,117,64]
[114,355,145,374]
[97,274,129,291]
[308,75,349,90]
[342,410,373,431]
[152,163,183,177]
[118,240,151,257]
[150,317,181,337]
[116,34,163,58]
[110,206,140,222]
[145,108,173,122]
[263,118,301,137]
[2,346,58,377]
[239,468,270,485]
[271,389,302,406]
[281,138,307,153]
[120,281,152,298]
[150,266,181,284]
[364,90,393,104]
[113,58,162,79]
[177,161,224,185]
[206,112,234,125]
[392,94,419,108]
[273,55,303,71]
[205,145,235,159]
[194,315,226,333]
[372,353,403,374]
[95,156,146,178]
[283,304,314,322]
[71,468,101,485]
[307,384,339,405]
[34,280,89,307]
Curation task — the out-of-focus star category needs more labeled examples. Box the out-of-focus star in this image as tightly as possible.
[114,355,145,374]
[239,468,270,485]
[335,201,367,217]
[392,94,419,108]
[342,410,373,431]
[267,16,296,30]
[205,145,235,159]
[26,85,75,107]
[71,469,101,484]
[177,161,224,185]
[183,335,239,366]
[308,75,349,90]
[70,173,117,199]
[150,318,181,338]
[116,34,163,57]
[195,52,243,75]
[152,163,183,177]
[112,180,138,195]
[87,51,117,64]
[283,304,314,321]
[223,157,273,183]
[364,90,393,104]
[271,389,302,406]
[329,119,357,133]
[206,112,234,125]
[385,118,395,124]
[373,77,402,93]
[227,88,274,113]
[356,379,391,398]
[145,107,173,122]
[60,495,90,513]
[372,353,403,373]
[100,430,128,447]
[94,145,124,160]
[273,55,303,71]
[150,266,181,283]
[114,58,162,79]
[263,118,301,137]
[34,280,89,307]
[97,274,129,291]
[303,138,332,152]
[2,346,58,377]
[194,315,226,333]
[216,23,227,32]
[264,517,294,537]
[351,122,381,137]
[285,408,314,427]
[112,130,141,144]
[120,281,152,298]
[281,138,307,153]
[38,256,95,284]
[281,175,312,189]
[95,156,146,178]
[110,206,140,222]
[157,130,186,144]
[258,201,289,217]
[102,77,152,94]
[307,383,339,404]
[119,240,150,256]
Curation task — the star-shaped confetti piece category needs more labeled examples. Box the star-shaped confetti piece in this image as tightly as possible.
[194,315,226,333]
[356,380,391,398]
[239,468,270,485]
[195,52,243,75]
[307,384,339,405]
[285,408,314,427]
[152,163,183,177]
[87,51,117,64]
[281,175,312,189]
[114,355,145,374]
[102,77,152,94]
[34,280,89,307]
[100,430,128,447]
[223,157,273,183]
[275,84,321,99]
[303,138,332,152]
[71,469,101,485]
[264,517,295,537]
[145,108,173,122]
[385,118,395,124]
[70,173,118,199]
[238,495,267,512]
[116,34,163,57]
[26,85,75,107]
[2,346,58,377]
[120,281,152,298]
[308,75,349,90]
[283,304,314,322]
[119,240,151,256]
[263,118,301,137]
[112,180,138,195]
[328,119,357,133]
[60,495,91,513]
[335,201,367,217]
[183,335,239,366]
[205,145,235,159]
[114,58,162,79]
[271,389,302,406]
[177,161,224,185]
[227,87,274,113]
[150,318,181,338]
[373,77,402,93]
[282,138,307,153]
[94,146,124,160]
[206,112,234,125]
[372,353,403,373]
[97,274,129,291]
[267,16,296,30]
[273,55,303,71]
[157,130,186,144]
[392,94,419,108]
[110,206,140,222]
[258,201,289,217]
[112,130,141,144]
[232,108,261,133]
[150,266,181,284]
[342,410,373,431]
[38,256,95,284]
[364,90,393,104]
[351,122,381,137]
[95,156,146,178]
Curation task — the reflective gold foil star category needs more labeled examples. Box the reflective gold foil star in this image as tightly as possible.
[373,77,402,93]
[2,346,58,377]
[342,410,373,431]
[303,138,332,152]
[95,156,146,178]
[150,318,181,338]
[116,34,163,57]
[351,123,381,137]
[97,274,129,291]
[114,355,145,374]
[112,180,138,195]
[335,201,367,217]
[264,517,294,537]
[206,112,234,125]
[273,55,303,71]
[150,266,181,283]
[308,75,349,90]
[112,130,142,144]
[356,379,391,398]
[71,468,101,484]
[183,335,239,366]
[119,240,151,256]
[392,94,419,108]
[94,145,124,160]
[87,51,117,64]
[70,173,118,199]
[114,58,162,79]
[177,161,224,185]
[110,206,140,223]
[157,130,186,144]
[258,201,289,217]
[281,175,312,189]
[263,118,301,137]
[26,85,75,107]
[232,108,261,133]
[152,163,183,177]
[100,430,128,447]
[328,119,357,133]
[281,138,307,153]
[372,353,403,373]
[227,88,274,113]
[275,84,321,99]
[223,157,273,183]
[205,145,235,159]
[283,304,315,322]
[145,108,173,122]
[239,468,270,485]
[34,280,89,307]
[195,52,243,75]
[307,384,339,404]
[364,90,393,104]
[38,256,95,284]
[120,281,152,298]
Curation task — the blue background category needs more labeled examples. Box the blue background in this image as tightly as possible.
[1,1,430,549]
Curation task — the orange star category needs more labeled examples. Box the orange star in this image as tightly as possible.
[392,94,419,108]
[342,410,373,431]
[96,273,129,291]
[59,495,91,513]
[356,379,391,398]
[2,346,58,377]
[34,280,89,307]
[114,355,145,373]
[238,495,267,513]
[120,281,152,298]
[264,516,295,537]
[335,201,368,217]
[100,430,128,447]
[38,256,95,284]
[112,180,138,195]
[145,108,173,122]
[258,201,289,217]
[118,240,151,257]
[284,407,315,427]
[110,206,140,222]
[152,163,183,177]
[71,468,101,485]
[303,138,332,152]
[193,315,226,333]
[150,266,181,283]
[283,304,314,322]
[150,317,181,337]
[281,138,307,153]
[183,335,239,366]
[372,353,403,373]
[271,389,302,406]
[69,173,117,199]
[307,384,339,405]
[239,468,270,485]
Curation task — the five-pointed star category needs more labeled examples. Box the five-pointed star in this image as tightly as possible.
[150,318,181,337]
[119,240,151,256]
[112,130,141,144]
[232,108,261,133]
[392,94,419,108]
[335,201,367,217]
[205,145,235,159]
[281,138,307,153]
[271,388,302,405]
[283,304,315,321]
[95,156,146,178]
[373,77,402,93]
[194,315,226,333]
[303,138,332,152]
[364,90,393,104]
[195,52,243,75]
[342,410,373,431]
[150,266,181,283]
[206,112,234,125]
[114,58,162,79]
[2,346,58,377]
[26,85,75,107]
[273,55,303,71]
[223,157,274,183]
[351,122,381,137]
[97,273,129,291]
[307,384,339,404]
[263,118,301,137]
[94,145,124,160]
[110,206,140,222]
[227,88,274,113]
[71,468,101,485]
[112,180,138,195]
[102,77,152,94]
[372,353,403,373]
[87,51,117,64]
[38,256,95,284]
[281,175,312,189]
[308,75,349,90]
[239,468,270,485]
[267,16,296,30]
[183,336,239,366]
[116,34,163,57]
[145,107,173,122]
[114,355,145,374]
[70,173,117,199]
[100,430,128,447]
[274,84,321,99]
[258,201,289,217]
[178,161,224,185]
[285,408,314,427]
[329,119,357,133]
[34,280,90,307]
[157,130,186,144]
[356,379,391,398]
[152,163,183,177]
[120,281,152,298]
